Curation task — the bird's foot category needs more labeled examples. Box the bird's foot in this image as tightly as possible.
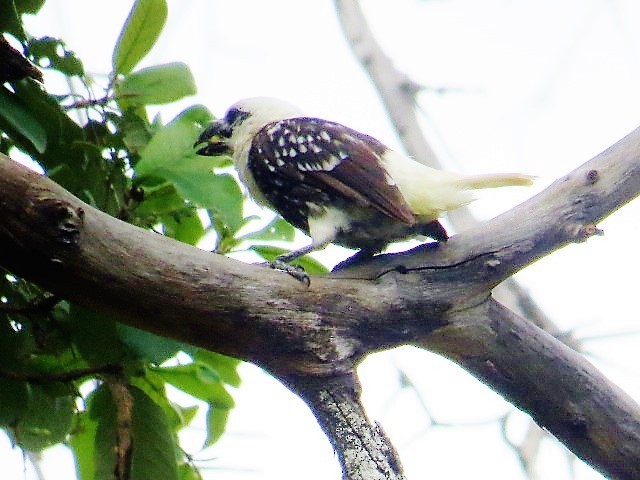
[262,259,310,287]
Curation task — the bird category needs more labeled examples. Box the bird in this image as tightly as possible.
[195,97,533,281]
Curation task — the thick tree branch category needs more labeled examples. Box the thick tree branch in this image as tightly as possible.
[425,298,640,479]
[0,117,638,479]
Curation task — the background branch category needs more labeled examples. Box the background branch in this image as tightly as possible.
[333,0,439,168]
[333,0,579,320]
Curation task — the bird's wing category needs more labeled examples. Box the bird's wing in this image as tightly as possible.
[248,118,416,225]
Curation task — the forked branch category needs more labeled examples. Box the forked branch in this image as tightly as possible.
[0,120,638,479]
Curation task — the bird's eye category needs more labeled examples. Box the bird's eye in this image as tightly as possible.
[225,107,250,126]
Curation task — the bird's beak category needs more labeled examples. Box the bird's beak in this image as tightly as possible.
[194,119,233,156]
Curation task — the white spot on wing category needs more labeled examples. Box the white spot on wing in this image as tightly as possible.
[267,125,280,136]
[323,155,340,171]
[289,148,297,157]
[320,131,330,141]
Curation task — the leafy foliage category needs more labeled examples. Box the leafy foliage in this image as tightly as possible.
[0,0,324,477]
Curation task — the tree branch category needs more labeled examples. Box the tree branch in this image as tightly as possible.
[0,120,638,480]
[285,373,405,480]
[424,298,640,479]
[333,126,640,286]
[333,0,439,168]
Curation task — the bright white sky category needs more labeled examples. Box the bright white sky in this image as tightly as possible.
[6,0,640,479]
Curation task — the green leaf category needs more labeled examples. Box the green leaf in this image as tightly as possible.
[198,173,244,231]
[0,378,29,426]
[193,349,241,388]
[62,305,127,365]
[0,311,36,362]
[145,170,242,235]
[133,183,186,219]
[155,363,235,447]
[178,463,200,480]
[160,208,205,245]
[115,62,196,107]
[0,85,47,152]
[174,404,199,429]
[129,370,188,433]
[117,324,185,364]
[27,36,84,77]
[88,384,121,480]
[15,0,45,14]
[205,404,229,446]
[130,386,179,480]
[250,245,329,274]
[154,363,234,408]
[86,383,181,480]
[0,0,26,40]
[108,110,152,156]
[0,78,81,163]
[69,408,99,480]
[1,79,129,215]
[135,106,244,231]
[135,105,213,179]
[112,0,168,75]
[239,216,296,242]
[13,384,75,451]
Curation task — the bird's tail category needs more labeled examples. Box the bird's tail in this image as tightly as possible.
[452,173,535,190]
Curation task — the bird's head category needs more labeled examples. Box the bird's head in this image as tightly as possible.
[195,97,304,157]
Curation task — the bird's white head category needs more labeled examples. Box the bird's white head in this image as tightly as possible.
[223,97,305,150]
[195,97,304,157]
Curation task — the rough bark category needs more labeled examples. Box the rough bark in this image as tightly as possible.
[0,121,638,479]
[285,373,405,480]
[425,299,640,479]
